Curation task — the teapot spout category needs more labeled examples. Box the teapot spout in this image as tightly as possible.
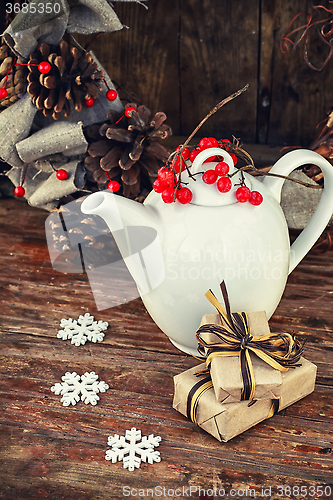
[81,191,159,235]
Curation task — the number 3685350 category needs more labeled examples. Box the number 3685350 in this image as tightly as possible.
[6,3,61,14]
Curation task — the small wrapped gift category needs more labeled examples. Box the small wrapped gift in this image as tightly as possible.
[173,357,317,442]
[196,282,304,403]
[198,312,283,402]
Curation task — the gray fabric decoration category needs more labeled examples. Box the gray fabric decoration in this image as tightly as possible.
[33,159,57,173]
[67,0,123,35]
[7,164,49,199]
[16,121,88,163]
[0,94,37,167]
[2,0,146,59]
[1,0,145,209]
[7,159,86,210]
[2,0,70,59]
[1,48,122,209]
[1,50,122,178]
[29,159,86,207]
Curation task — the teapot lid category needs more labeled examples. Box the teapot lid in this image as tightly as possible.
[184,148,252,206]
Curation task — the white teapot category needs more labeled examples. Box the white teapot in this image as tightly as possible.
[81,148,333,355]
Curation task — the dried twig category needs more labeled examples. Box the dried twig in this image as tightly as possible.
[226,138,322,189]
[230,165,323,189]
[280,3,333,71]
[168,85,325,190]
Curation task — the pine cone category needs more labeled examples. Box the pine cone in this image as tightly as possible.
[0,39,27,110]
[27,40,104,120]
[84,104,172,198]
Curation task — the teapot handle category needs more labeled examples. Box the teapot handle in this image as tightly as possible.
[262,149,333,274]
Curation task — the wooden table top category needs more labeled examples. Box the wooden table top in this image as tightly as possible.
[0,198,332,500]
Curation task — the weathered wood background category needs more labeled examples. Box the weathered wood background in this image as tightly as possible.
[0,197,332,500]
[1,2,333,499]
[85,0,333,146]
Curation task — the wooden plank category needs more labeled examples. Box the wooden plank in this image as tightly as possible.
[259,0,333,146]
[179,0,259,142]
[88,1,260,141]
[76,0,333,147]
[83,1,180,135]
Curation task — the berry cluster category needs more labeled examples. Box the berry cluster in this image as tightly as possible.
[235,186,263,205]
[154,165,193,204]
[202,158,263,206]
[189,136,237,165]
[151,137,264,206]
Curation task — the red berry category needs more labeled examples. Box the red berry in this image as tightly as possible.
[189,149,199,162]
[208,137,219,147]
[157,167,166,180]
[106,89,117,101]
[249,190,263,206]
[236,186,251,202]
[174,156,186,173]
[152,178,166,193]
[0,88,8,99]
[176,146,190,160]
[125,106,137,117]
[84,97,95,107]
[158,167,175,187]
[217,176,232,193]
[177,187,193,204]
[229,153,237,165]
[197,138,208,150]
[14,186,25,197]
[38,61,51,74]
[202,169,218,184]
[108,180,120,192]
[198,137,219,150]
[165,171,176,187]
[162,187,176,203]
[56,169,68,181]
[157,167,165,179]
[215,161,229,176]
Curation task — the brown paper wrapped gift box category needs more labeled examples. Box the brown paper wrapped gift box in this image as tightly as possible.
[199,313,283,403]
[173,357,317,442]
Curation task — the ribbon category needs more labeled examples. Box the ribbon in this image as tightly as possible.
[186,375,213,425]
[186,373,281,425]
[196,281,304,401]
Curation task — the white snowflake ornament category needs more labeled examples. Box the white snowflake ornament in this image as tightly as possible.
[105,427,161,471]
[51,371,109,406]
[58,313,108,346]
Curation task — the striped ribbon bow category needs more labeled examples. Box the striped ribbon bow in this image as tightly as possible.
[196,281,304,401]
